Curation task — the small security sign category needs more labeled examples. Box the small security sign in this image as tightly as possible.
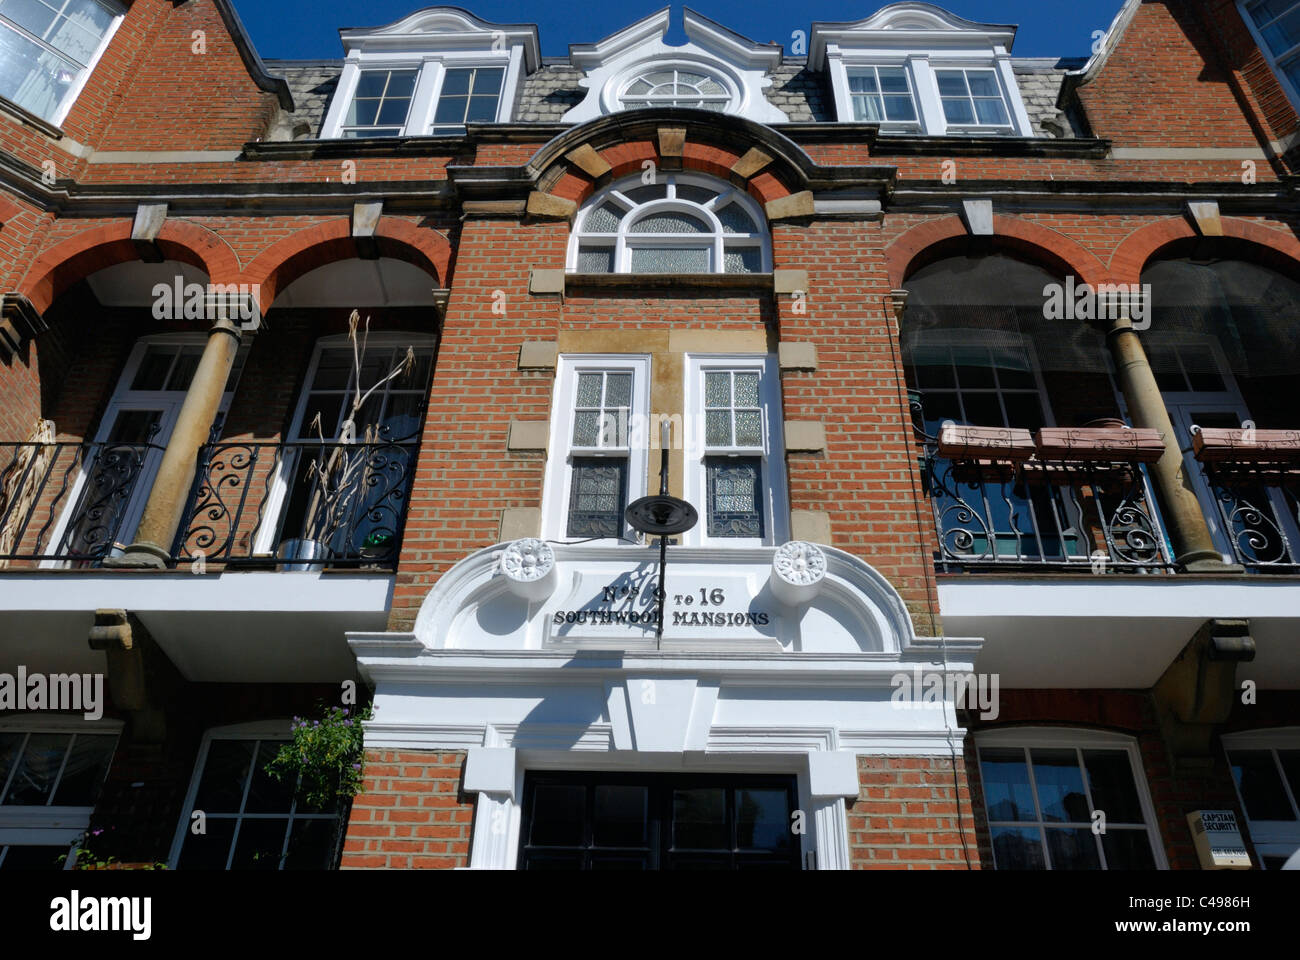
[1187,810,1251,869]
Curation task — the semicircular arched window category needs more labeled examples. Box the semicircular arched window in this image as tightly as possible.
[618,67,733,111]
[569,173,769,275]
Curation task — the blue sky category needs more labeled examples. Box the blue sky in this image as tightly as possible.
[232,1,1128,62]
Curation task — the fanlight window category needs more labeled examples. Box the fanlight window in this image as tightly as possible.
[570,173,769,275]
[619,68,732,111]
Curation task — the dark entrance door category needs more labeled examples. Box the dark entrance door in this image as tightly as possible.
[517,772,802,870]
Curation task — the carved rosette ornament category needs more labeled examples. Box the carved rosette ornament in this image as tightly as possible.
[499,538,557,600]
[770,540,827,605]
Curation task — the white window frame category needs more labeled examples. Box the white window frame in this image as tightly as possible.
[0,0,125,127]
[321,47,522,139]
[615,62,736,111]
[843,63,922,130]
[335,66,421,138]
[567,171,771,276]
[1221,727,1300,868]
[1238,0,1300,114]
[166,720,341,871]
[829,53,1033,136]
[683,353,788,548]
[974,727,1168,870]
[43,333,242,568]
[930,64,1016,133]
[0,715,123,870]
[253,332,436,557]
[540,355,651,544]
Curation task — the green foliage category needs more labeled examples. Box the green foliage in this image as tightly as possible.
[58,828,167,870]
[265,703,373,810]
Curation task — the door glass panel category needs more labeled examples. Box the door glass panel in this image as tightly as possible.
[672,788,727,849]
[519,775,800,870]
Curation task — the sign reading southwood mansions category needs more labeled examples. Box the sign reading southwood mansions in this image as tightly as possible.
[346,537,984,868]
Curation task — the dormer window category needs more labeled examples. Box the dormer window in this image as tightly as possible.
[811,5,1036,136]
[0,0,124,125]
[430,66,505,133]
[935,68,1012,128]
[341,69,417,137]
[563,8,787,124]
[319,8,540,139]
[847,67,919,123]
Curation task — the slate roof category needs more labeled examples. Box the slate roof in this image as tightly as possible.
[260,57,1083,140]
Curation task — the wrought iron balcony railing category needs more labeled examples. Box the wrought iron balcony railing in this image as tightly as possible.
[0,438,417,570]
[1192,428,1300,571]
[0,440,161,565]
[173,439,419,570]
[921,446,1174,572]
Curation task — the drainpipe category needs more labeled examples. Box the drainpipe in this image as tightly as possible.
[1105,316,1231,571]
[108,317,243,568]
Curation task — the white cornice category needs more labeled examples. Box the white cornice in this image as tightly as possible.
[339,6,541,72]
[809,1,1018,68]
[568,7,673,68]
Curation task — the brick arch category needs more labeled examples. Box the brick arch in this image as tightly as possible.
[546,143,795,212]
[241,217,451,307]
[885,215,1109,289]
[18,218,241,314]
[1109,217,1300,284]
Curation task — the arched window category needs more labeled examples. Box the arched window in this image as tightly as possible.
[618,67,732,111]
[568,172,769,275]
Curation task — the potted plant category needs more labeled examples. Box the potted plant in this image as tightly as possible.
[278,311,414,571]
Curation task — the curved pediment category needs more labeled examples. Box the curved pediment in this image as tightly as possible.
[809,2,1017,67]
[562,8,787,124]
[410,541,921,655]
[339,6,541,70]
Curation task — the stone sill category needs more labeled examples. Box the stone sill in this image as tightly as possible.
[563,272,775,292]
[0,95,64,141]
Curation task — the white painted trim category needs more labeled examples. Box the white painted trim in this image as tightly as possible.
[539,354,652,543]
[683,353,789,547]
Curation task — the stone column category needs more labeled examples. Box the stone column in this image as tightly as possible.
[109,318,242,568]
[1105,316,1228,571]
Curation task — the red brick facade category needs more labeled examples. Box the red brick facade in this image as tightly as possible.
[2,0,1299,874]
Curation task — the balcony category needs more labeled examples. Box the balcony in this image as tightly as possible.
[0,438,417,571]
[1192,427,1300,573]
[918,420,1173,574]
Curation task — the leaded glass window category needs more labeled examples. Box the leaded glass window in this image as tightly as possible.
[569,172,768,275]
[705,456,763,538]
[567,458,627,539]
[618,68,733,111]
[572,370,632,449]
[703,370,764,449]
